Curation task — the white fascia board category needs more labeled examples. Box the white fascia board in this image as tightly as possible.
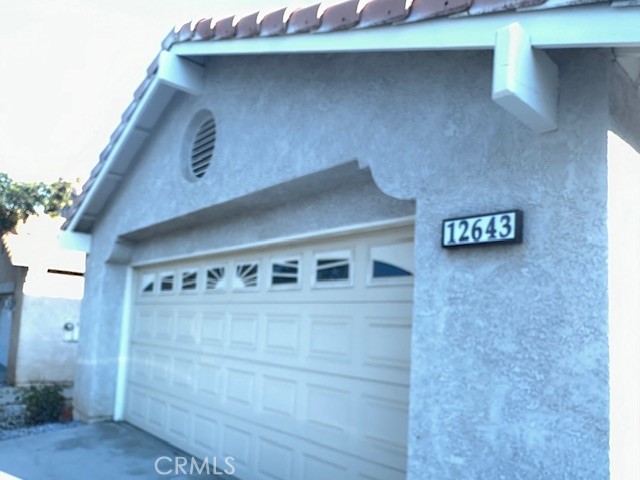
[66,53,205,234]
[131,215,415,268]
[64,76,162,234]
[58,230,92,253]
[492,22,559,133]
[171,5,640,57]
[157,50,205,95]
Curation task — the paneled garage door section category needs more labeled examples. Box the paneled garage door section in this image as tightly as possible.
[125,226,414,480]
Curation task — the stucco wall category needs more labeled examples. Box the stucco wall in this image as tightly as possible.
[0,246,16,367]
[2,215,84,385]
[77,49,612,478]
[408,50,610,479]
[5,266,26,385]
[0,300,11,367]
[9,268,82,385]
[12,294,80,384]
[0,245,14,286]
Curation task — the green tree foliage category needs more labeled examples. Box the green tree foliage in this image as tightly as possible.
[0,172,76,234]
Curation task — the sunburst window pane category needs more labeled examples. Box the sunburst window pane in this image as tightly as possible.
[206,266,226,291]
[233,262,259,289]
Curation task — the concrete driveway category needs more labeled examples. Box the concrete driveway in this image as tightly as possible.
[0,422,234,480]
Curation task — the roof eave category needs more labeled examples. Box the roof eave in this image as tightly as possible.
[63,52,205,238]
[170,4,640,57]
[63,3,640,238]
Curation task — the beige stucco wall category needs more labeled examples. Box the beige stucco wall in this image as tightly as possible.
[5,266,26,385]
[10,250,84,385]
[0,245,15,366]
[2,215,85,385]
[0,244,14,285]
[0,299,11,367]
[12,290,81,384]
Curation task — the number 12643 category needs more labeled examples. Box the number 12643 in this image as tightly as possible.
[442,210,523,248]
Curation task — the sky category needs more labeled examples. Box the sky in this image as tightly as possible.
[0,0,334,185]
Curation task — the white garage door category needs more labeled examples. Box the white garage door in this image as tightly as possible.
[125,225,414,480]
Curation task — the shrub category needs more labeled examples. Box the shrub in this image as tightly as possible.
[17,384,65,426]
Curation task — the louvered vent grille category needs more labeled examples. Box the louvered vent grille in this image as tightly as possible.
[190,118,216,178]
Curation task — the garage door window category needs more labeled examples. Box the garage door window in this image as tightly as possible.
[181,270,198,292]
[233,262,259,290]
[140,273,155,294]
[369,242,414,285]
[160,272,175,292]
[206,266,226,291]
[314,250,352,286]
[271,258,300,289]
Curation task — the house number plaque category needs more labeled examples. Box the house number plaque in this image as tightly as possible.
[442,210,523,248]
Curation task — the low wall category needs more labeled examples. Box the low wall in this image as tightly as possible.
[12,295,80,385]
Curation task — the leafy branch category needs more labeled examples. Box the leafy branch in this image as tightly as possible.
[0,172,76,234]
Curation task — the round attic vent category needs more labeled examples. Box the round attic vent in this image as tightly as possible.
[189,116,216,179]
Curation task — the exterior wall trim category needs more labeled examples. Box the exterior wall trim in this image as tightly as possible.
[130,215,416,269]
[65,52,205,236]
[58,231,92,253]
[113,266,134,421]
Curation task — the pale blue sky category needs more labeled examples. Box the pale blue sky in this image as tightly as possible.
[0,0,328,184]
